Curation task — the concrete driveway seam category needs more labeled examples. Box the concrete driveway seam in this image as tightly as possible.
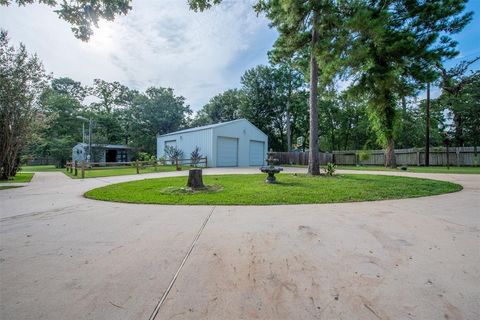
[148,206,217,320]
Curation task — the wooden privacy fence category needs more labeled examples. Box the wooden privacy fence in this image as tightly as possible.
[272,147,479,167]
[66,157,207,178]
[26,157,56,165]
[271,152,333,165]
[333,147,479,166]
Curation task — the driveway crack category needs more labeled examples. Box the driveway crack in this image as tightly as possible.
[148,206,216,320]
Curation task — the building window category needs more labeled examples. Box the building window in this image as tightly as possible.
[117,150,128,162]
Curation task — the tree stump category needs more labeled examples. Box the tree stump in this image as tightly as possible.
[187,169,205,189]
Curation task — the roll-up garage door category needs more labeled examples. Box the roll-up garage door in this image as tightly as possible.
[217,137,238,167]
[249,140,264,166]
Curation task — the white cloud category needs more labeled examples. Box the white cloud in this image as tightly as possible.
[0,0,277,109]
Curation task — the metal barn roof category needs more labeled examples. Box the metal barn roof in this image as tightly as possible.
[157,119,266,138]
[75,143,131,149]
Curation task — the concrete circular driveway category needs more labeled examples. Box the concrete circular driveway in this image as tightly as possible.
[0,168,479,320]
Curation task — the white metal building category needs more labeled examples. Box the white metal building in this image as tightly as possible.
[156,119,268,167]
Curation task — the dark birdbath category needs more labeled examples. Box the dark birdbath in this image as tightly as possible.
[260,149,283,183]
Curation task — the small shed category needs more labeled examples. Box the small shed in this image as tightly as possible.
[72,143,132,163]
[156,119,268,167]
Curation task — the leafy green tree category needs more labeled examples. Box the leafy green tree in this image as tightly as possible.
[460,75,480,150]
[89,111,124,144]
[317,94,377,152]
[274,62,306,151]
[192,89,241,127]
[129,87,192,154]
[393,100,427,149]
[240,65,281,150]
[288,89,309,151]
[0,30,48,179]
[393,98,445,151]
[51,77,87,101]
[240,64,299,151]
[87,79,135,144]
[436,57,480,146]
[19,109,49,165]
[188,0,221,11]
[318,99,340,151]
[1,0,131,41]
[89,79,132,113]
[343,0,472,167]
[435,71,480,160]
[460,77,480,166]
[338,97,376,151]
[36,85,83,166]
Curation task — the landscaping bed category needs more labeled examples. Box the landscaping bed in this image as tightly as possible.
[84,173,462,205]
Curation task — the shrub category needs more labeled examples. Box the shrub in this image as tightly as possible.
[137,152,152,161]
[164,146,184,169]
[324,162,336,176]
[190,146,203,167]
[149,155,158,170]
[357,150,371,165]
[20,155,30,166]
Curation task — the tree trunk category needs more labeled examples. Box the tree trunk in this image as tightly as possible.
[286,105,292,152]
[425,82,430,166]
[402,95,407,148]
[286,72,292,152]
[385,137,396,168]
[308,15,320,175]
[344,118,352,150]
[187,169,205,189]
[453,112,463,147]
[446,144,450,169]
[474,145,478,167]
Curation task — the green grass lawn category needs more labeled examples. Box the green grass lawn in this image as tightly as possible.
[0,186,23,190]
[85,173,462,205]
[0,172,34,183]
[20,165,64,172]
[66,165,184,179]
[284,164,480,174]
[336,165,480,174]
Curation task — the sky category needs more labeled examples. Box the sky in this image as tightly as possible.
[1,0,479,110]
[0,0,277,110]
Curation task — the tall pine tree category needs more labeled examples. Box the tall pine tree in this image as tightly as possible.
[255,0,344,174]
[343,0,472,167]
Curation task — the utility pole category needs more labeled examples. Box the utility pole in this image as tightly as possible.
[88,118,92,163]
[425,82,430,166]
[77,116,93,163]
[82,122,85,143]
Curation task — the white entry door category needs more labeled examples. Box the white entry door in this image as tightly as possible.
[249,140,264,166]
[217,137,238,167]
